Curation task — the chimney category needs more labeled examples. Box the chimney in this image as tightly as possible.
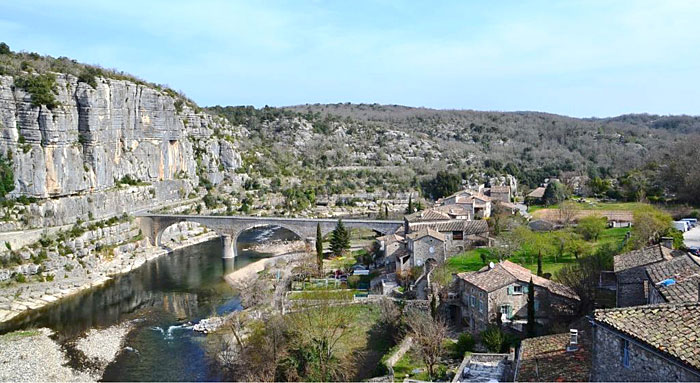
[566,329,579,352]
[661,237,674,250]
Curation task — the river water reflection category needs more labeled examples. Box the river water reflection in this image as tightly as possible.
[0,226,296,381]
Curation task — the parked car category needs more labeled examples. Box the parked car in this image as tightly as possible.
[689,247,700,256]
[681,218,698,228]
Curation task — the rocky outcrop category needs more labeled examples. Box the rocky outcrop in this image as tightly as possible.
[0,73,242,227]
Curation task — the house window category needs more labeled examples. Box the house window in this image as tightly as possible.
[513,285,523,294]
[453,231,463,240]
[470,295,476,307]
[500,304,513,319]
[478,300,484,313]
[620,339,630,368]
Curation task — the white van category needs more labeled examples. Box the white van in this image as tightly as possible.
[672,221,690,232]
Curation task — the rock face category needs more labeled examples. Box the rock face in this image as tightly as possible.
[0,73,242,226]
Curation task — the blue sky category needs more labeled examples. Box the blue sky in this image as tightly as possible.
[1,0,699,117]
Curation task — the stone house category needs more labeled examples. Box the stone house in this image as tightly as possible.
[437,190,492,218]
[590,303,700,381]
[401,228,446,270]
[488,185,512,203]
[452,261,579,334]
[613,244,673,307]
[525,187,546,205]
[376,233,406,273]
[410,219,489,256]
[644,253,700,304]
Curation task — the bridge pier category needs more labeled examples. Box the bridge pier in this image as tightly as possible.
[222,234,236,259]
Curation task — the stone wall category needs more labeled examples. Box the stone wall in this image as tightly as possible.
[616,268,648,307]
[411,236,446,267]
[591,324,700,382]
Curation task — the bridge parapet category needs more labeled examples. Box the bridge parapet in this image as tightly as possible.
[137,214,404,259]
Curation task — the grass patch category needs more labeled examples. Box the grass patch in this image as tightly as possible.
[0,329,40,341]
[392,348,451,381]
[447,227,629,275]
[288,289,357,300]
[446,248,495,273]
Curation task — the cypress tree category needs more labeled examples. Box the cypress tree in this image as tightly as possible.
[406,195,413,214]
[526,277,536,337]
[430,294,438,319]
[537,251,543,276]
[384,204,389,219]
[316,223,323,272]
[330,219,350,256]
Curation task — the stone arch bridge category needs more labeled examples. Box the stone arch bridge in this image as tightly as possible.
[137,214,403,259]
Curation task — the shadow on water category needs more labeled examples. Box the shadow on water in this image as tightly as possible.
[0,226,298,381]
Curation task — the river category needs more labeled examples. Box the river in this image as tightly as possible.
[0,226,297,381]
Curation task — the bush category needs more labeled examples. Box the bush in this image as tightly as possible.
[0,154,14,198]
[13,273,26,283]
[0,42,10,55]
[14,73,59,109]
[454,332,475,357]
[480,326,507,353]
[77,67,103,88]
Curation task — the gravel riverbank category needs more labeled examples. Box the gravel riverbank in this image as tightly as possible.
[74,322,134,372]
[0,328,93,382]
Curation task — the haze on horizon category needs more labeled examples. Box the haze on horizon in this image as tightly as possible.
[1,0,699,118]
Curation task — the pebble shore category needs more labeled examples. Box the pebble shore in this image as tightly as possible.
[0,328,93,382]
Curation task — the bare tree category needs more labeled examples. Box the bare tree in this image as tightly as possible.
[287,295,354,381]
[405,309,448,380]
[558,200,580,226]
[231,273,273,308]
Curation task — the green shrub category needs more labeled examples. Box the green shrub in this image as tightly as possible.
[77,67,102,88]
[13,273,26,283]
[480,326,507,353]
[0,42,10,55]
[14,73,59,109]
[455,332,475,357]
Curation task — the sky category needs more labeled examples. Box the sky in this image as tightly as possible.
[1,0,699,117]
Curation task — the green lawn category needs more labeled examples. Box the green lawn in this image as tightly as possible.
[288,289,357,300]
[392,344,454,381]
[596,227,630,249]
[447,227,630,276]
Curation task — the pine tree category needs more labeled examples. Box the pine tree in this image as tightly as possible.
[406,195,413,214]
[526,277,536,337]
[330,219,350,256]
[316,223,323,272]
[537,251,543,276]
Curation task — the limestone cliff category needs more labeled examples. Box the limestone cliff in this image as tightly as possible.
[0,73,242,228]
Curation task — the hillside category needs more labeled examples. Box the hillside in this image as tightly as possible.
[207,104,699,205]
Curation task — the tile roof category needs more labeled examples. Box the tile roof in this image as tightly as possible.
[405,227,446,241]
[434,204,472,217]
[404,208,452,222]
[614,244,674,273]
[593,303,700,372]
[457,260,579,300]
[490,185,511,193]
[409,219,489,235]
[376,233,405,243]
[516,319,592,382]
[527,187,546,199]
[645,254,700,303]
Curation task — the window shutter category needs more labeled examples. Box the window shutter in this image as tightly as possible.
[507,286,513,295]
[534,300,540,310]
[523,285,529,293]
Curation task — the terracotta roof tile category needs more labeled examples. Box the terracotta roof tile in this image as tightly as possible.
[405,227,445,241]
[645,254,700,303]
[593,303,700,372]
[614,244,674,272]
[404,208,452,222]
[517,320,592,382]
